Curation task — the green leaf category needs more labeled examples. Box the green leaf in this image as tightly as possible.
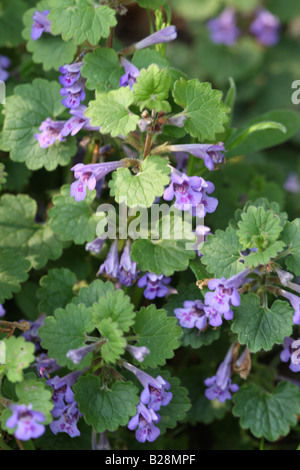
[72,279,114,307]
[0,79,77,171]
[97,318,126,364]
[133,64,171,112]
[74,376,139,432]
[172,78,229,140]
[0,163,7,192]
[92,290,135,333]
[281,219,300,275]
[37,268,77,315]
[226,121,287,152]
[201,227,245,278]
[81,48,123,91]
[0,0,27,47]
[133,305,181,368]
[224,77,236,128]
[233,382,300,442]
[0,248,30,303]
[137,0,166,9]
[3,336,35,383]
[39,303,95,369]
[22,1,77,71]
[85,87,140,137]
[49,185,99,245]
[15,373,53,424]
[0,194,63,270]
[109,155,170,208]
[48,0,117,45]
[231,294,294,353]
[243,241,286,268]
[132,49,170,70]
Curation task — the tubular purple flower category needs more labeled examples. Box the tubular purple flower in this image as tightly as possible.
[134,26,177,50]
[204,344,239,402]
[50,401,81,438]
[278,289,300,324]
[128,402,160,443]
[98,239,119,279]
[66,343,98,365]
[61,105,100,137]
[60,79,86,109]
[250,9,280,47]
[280,337,300,373]
[167,114,187,128]
[207,8,240,46]
[34,118,66,148]
[284,173,300,194]
[174,300,207,330]
[138,272,171,300]
[118,241,138,287]
[6,404,46,441]
[85,237,105,254]
[47,371,82,418]
[126,345,150,363]
[120,57,140,90]
[35,354,60,378]
[0,303,6,317]
[195,225,211,256]
[163,171,204,211]
[168,143,226,171]
[70,161,125,202]
[22,314,46,351]
[0,55,10,82]
[59,62,84,87]
[31,10,52,41]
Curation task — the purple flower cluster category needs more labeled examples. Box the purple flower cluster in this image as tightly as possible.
[250,9,280,46]
[98,240,139,287]
[168,143,225,171]
[6,404,46,441]
[22,314,46,351]
[280,337,300,373]
[174,300,207,330]
[59,62,86,110]
[31,10,51,41]
[0,55,10,82]
[207,9,240,46]
[204,344,239,402]
[124,362,172,443]
[138,272,171,300]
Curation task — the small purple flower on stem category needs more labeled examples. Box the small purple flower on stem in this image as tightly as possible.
[61,105,100,137]
[22,314,46,351]
[35,354,60,378]
[134,26,177,50]
[138,272,171,300]
[66,343,97,365]
[207,9,240,46]
[126,345,150,363]
[0,303,6,317]
[31,10,52,41]
[204,344,239,402]
[60,79,86,109]
[174,300,207,330]
[0,55,11,82]
[70,161,125,202]
[163,171,204,211]
[250,9,280,47]
[50,401,81,438]
[6,404,46,441]
[118,241,138,287]
[128,402,160,443]
[59,62,84,88]
[280,337,300,373]
[34,118,66,148]
[168,143,226,171]
[98,240,119,280]
[85,237,105,254]
[120,57,140,90]
[278,289,300,325]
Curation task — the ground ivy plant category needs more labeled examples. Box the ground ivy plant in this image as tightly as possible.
[0,0,300,451]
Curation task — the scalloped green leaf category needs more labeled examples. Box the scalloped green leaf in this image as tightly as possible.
[81,48,123,91]
[37,268,77,315]
[281,219,300,275]
[72,279,115,307]
[3,336,35,383]
[97,318,126,364]
[92,290,135,333]
[133,64,171,112]
[0,248,30,303]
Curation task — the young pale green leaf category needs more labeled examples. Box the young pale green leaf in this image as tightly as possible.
[92,290,135,333]
[97,318,126,364]
[281,219,300,275]
[172,78,229,140]
[231,294,294,352]
[37,268,77,315]
[3,336,35,383]
[49,185,99,245]
[0,79,77,171]
[109,155,170,208]
[85,87,140,137]
[0,194,63,270]
[22,1,77,71]
[0,248,31,303]
[15,374,54,424]
[133,305,181,368]
[48,0,117,45]
[237,206,284,249]
[201,227,245,278]
[233,382,300,442]
[72,279,115,307]
[39,303,95,369]
[81,48,123,91]
[133,64,171,112]
[74,376,139,432]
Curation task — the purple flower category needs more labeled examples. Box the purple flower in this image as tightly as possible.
[195,225,211,256]
[31,10,52,41]
[168,143,225,171]
[120,58,140,90]
[66,343,97,365]
[135,26,177,50]
[98,240,119,279]
[278,289,300,325]
[250,9,280,47]
[0,303,6,317]
[284,173,300,194]
[191,180,218,218]
[204,304,233,327]
[126,345,150,363]
[174,152,189,172]
[50,401,81,438]
[0,55,10,82]
[61,105,100,137]
[86,237,105,254]
[118,241,138,287]
[138,272,171,300]
[34,118,66,148]
[128,402,160,443]
[60,79,86,109]
[35,354,60,378]
[280,337,300,373]
[204,344,239,402]
[163,171,204,211]
[167,114,187,128]
[174,300,207,330]
[59,62,84,88]
[22,314,46,351]
[207,9,240,46]
[70,161,125,202]
[6,404,46,441]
